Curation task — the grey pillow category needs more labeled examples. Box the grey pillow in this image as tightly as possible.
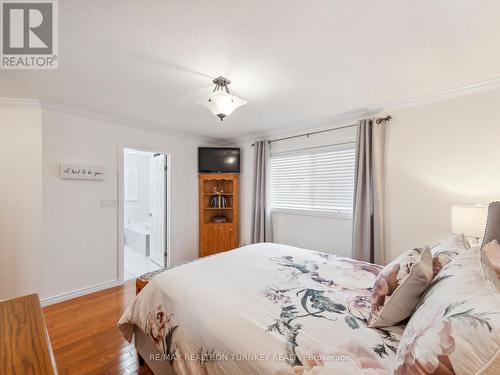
[368,247,434,327]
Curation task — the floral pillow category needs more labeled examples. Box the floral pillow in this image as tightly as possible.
[394,247,500,375]
[368,247,433,327]
[484,240,500,279]
[431,234,470,277]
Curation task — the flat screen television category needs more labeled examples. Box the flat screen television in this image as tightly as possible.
[198,147,240,173]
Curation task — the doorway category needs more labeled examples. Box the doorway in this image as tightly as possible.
[122,148,168,281]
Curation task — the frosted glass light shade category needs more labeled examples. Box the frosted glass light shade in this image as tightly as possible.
[451,204,488,238]
[198,90,247,121]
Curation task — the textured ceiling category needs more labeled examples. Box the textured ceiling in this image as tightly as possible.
[1,1,500,139]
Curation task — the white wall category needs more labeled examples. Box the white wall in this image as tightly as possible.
[240,88,500,262]
[124,150,151,225]
[41,108,219,302]
[385,88,500,261]
[0,103,43,300]
[239,125,356,257]
[3,86,500,302]
[271,213,352,256]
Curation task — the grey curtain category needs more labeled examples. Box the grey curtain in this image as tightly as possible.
[251,140,273,243]
[352,118,386,264]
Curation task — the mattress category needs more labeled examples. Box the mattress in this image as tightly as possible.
[118,243,404,374]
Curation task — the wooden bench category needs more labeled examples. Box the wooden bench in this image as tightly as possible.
[136,268,168,295]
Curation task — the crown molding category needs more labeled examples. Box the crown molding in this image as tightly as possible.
[40,100,226,144]
[3,77,500,145]
[380,76,500,111]
[0,97,226,144]
[228,76,500,145]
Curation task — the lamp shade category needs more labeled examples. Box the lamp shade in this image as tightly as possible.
[451,204,488,238]
[198,90,247,121]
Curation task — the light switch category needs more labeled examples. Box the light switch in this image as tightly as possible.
[100,199,117,208]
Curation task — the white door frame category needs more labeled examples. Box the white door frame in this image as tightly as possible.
[117,143,171,284]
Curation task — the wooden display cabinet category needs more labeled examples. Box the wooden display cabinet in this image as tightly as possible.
[199,173,239,257]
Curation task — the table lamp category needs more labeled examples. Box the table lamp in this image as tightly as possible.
[451,204,488,246]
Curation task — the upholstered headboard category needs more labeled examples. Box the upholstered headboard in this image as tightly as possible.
[482,202,500,246]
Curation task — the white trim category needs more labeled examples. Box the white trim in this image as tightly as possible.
[117,143,172,284]
[381,77,500,112]
[272,208,352,220]
[229,76,500,144]
[0,98,41,108]
[41,100,225,144]
[3,76,500,144]
[40,279,119,306]
[0,98,225,144]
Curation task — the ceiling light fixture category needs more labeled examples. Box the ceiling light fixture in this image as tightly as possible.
[198,76,247,121]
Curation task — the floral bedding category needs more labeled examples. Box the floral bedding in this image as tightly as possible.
[394,247,500,375]
[118,243,405,374]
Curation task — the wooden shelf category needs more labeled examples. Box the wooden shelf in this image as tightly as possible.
[199,173,239,257]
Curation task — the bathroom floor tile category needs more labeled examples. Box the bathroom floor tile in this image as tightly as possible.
[124,246,162,281]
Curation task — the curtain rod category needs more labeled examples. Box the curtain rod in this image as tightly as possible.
[251,115,392,146]
[271,141,356,156]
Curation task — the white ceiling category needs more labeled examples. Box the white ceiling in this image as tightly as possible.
[1,1,500,140]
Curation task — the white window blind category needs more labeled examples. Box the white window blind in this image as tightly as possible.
[270,145,356,217]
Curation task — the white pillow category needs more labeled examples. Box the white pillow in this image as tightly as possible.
[431,234,470,276]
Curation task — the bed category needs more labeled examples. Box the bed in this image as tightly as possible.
[118,243,405,374]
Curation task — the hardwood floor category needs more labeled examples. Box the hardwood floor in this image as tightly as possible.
[43,281,154,375]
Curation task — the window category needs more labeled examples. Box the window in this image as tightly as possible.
[270,145,356,217]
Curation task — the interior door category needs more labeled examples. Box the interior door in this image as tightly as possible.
[149,154,166,267]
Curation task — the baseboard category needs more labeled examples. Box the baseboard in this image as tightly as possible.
[40,279,120,307]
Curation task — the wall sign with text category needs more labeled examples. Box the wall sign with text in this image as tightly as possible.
[60,164,105,180]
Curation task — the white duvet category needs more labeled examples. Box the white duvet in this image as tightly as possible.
[118,243,404,374]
